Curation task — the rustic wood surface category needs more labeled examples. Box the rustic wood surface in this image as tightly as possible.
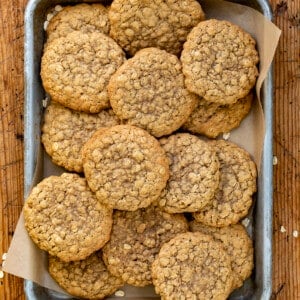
[0,0,299,299]
[272,0,300,299]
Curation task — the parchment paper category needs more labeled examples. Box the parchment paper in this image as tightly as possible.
[3,0,281,297]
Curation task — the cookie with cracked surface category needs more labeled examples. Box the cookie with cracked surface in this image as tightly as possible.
[152,232,234,299]
[193,140,257,227]
[109,0,205,56]
[41,31,125,113]
[190,221,253,289]
[182,92,253,138]
[46,3,110,43]
[41,101,120,173]
[181,19,259,105]
[49,251,124,299]
[102,205,188,286]
[108,48,198,137]
[157,133,220,213]
[82,125,169,211]
[24,173,113,262]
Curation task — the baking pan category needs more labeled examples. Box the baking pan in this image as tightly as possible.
[23,0,274,299]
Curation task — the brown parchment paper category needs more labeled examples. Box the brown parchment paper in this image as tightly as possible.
[3,0,281,297]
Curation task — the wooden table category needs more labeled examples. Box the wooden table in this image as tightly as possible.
[0,0,299,299]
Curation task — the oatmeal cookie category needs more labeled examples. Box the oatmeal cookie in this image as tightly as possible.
[181,19,259,104]
[182,92,253,138]
[109,0,205,56]
[108,48,198,137]
[49,251,124,299]
[24,173,113,262]
[193,140,257,227]
[82,125,169,211]
[41,31,125,113]
[190,221,254,289]
[102,205,188,286]
[152,232,234,299]
[158,133,220,213]
[46,3,110,43]
[41,102,120,173]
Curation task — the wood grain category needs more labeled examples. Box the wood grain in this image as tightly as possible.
[272,0,300,299]
[0,0,299,299]
[0,0,27,299]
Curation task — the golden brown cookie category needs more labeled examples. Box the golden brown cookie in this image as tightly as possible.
[102,205,188,287]
[158,133,220,213]
[182,93,253,138]
[193,140,257,227]
[190,221,254,289]
[49,251,124,299]
[108,48,198,137]
[41,31,125,113]
[41,101,120,173]
[24,173,113,262]
[152,232,234,299]
[46,3,110,43]
[82,125,169,211]
[181,19,259,104]
[109,0,205,56]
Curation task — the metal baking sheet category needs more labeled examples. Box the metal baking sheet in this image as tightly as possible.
[24,0,273,299]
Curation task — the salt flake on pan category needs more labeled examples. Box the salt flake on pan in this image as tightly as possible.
[241,218,250,227]
[273,156,278,165]
[0,270,4,279]
[223,132,230,140]
[115,290,125,297]
[42,97,49,108]
[293,230,298,238]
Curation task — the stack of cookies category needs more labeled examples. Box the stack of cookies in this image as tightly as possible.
[24,1,260,299]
